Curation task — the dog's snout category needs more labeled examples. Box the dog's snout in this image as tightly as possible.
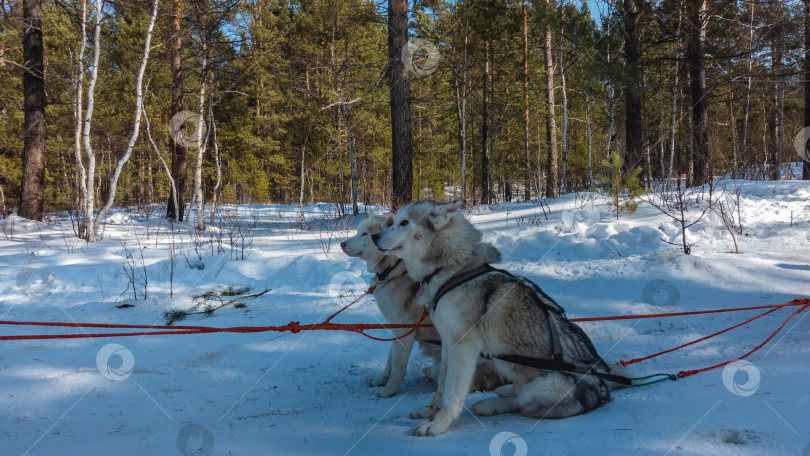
[371,233,380,244]
[340,241,346,249]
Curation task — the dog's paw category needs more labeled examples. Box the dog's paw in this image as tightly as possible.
[494,384,514,398]
[371,385,398,398]
[421,364,439,382]
[365,374,388,387]
[412,414,451,436]
[409,404,439,419]
[471,397,518,416]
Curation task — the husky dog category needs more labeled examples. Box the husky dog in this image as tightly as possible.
[372,201,617,436]
[341,214,440,397]
[341,214,508,398]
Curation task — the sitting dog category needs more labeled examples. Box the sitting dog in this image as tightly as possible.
[372,201,618,436]
[341,213,506,398]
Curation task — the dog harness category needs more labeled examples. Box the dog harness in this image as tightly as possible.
[426,264,632,386]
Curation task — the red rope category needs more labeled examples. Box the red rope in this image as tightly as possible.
[2,299,808,358]
[568,299,809,322]
[677,301,810,378]
[322,283,377,324]
[351,311,429,342]
[619,306,782,366]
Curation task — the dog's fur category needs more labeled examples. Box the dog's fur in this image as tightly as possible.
[341,214,507,398]
[372,201,616,436]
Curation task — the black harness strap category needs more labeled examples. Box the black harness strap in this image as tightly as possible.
[433,264,497,311]
[486,354,632,386]
[375,258,403,282]
[430,263,631,386]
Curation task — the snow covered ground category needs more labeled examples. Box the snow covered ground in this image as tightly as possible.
[1,181,809,456]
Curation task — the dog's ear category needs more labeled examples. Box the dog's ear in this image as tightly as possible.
[381,213,394,228]
[429,200,462,230]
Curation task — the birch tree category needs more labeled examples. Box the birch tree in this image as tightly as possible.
[94,0,160,234]
[81,0,102,241]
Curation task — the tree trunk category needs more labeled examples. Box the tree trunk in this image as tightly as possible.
[458,15,469,206]
[388,0,412,211]
[624,0,643,176]
[83,0,102,241]
[522,0,531,200]
[659,68,666,181]
[586,91,593,189]
[605,8,617,177]
[560,38,569,195]
[73,0,88,237]
[193,46,208,231]
[729,83,738,179]
[20,0,46,221]
[687,0,711,186]
[209,99,221,225]
[142,105,178,217]
[331,11,358,215]
[543,4,558,199]
[95,0,160,233]
[298,120,313,228]
[804,0,810,180]
[481,36,492,204]
[742,1,755,179]
[168,0,186,221]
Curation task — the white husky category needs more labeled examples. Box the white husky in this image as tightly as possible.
[341,213,507,398]
[372,201,619,436]
[341,214,440,397]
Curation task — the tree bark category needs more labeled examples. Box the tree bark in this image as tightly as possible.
[74,0,88,237]
[331,11,358,215]
[804,0,810,180]
[388,0,412,211]
[742,1,755,179]
[20,0,46,221]
[522,0,531,200]
[586,91,593,189]
[729,83,738,179]
[543,6,558,199]
[687,0,711,185]
[82,0,102,241]
[95,0,160,232]
[193,45,208,231]
[142,105,178,217]
[481,35,492,204]
[560,38,569,194]
[457,15,469,206]
[624,0,643,175]
[209,98,221,225]
[168,0,187,221]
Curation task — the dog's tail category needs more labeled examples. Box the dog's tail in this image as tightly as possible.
[476,242,502,264]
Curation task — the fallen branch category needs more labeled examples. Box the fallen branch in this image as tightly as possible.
[164,287,271,325]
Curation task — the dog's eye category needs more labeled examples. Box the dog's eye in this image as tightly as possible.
[399,220,409,227]
[361,233,368,236]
